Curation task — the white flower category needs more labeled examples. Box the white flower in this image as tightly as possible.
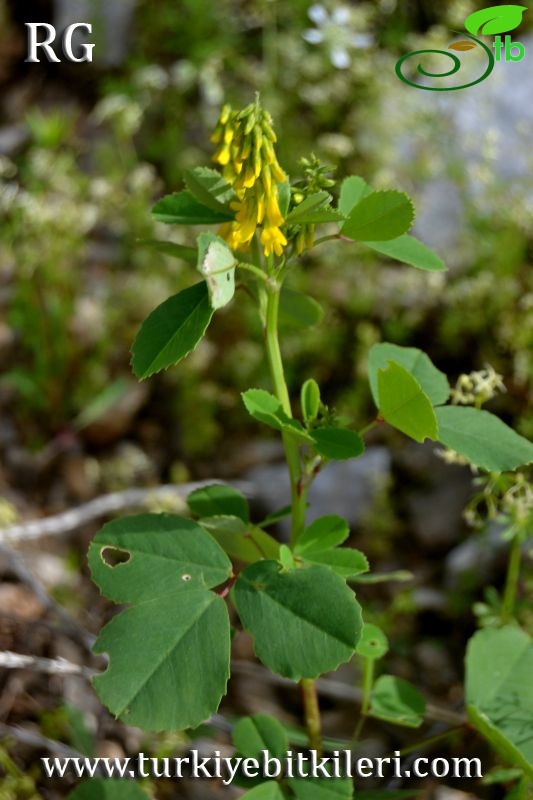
[303,4,374,69]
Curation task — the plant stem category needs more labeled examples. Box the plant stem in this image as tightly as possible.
[501,533,523,624]
[353,657,374,740]
[262,275,322,753]
[301,678,322,754]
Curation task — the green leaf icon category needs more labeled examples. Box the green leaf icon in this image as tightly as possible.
[465,5,527,36]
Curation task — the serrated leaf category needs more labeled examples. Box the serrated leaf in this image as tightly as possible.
[199,516,280,562]
[184,166,235,212]
[356,623,389,660]
[287,192,344,225]
[241,784,286,800]
[196,233,236,310]
[152,191,234,225]
[233,714,289,760]
[233,561,363,680]
[92,588,230,731]
[301,379,321,423]
[295,515,350,554]
[465,5,527,36]
[436,406,533,472]
[131,282,213,379]
[364,235,446,272]
[188,484,249,522]
[339,176,372,217]
[378,362,438,443]
[311,427,365,460]
[88,514,232,603]
[137,239,197,263]
[289,776,354,799]
[299,547,369,579]
[242,389,313,443]
[370,675,426,728]
[466,626,533,777]
[368,343,450,406]
[68,780,150,799]
[279,289,324,330]
[341,191,415,242]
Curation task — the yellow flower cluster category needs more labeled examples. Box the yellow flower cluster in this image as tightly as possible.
[211,101,288,258]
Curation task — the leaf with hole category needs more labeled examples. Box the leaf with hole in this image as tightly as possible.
[152,191,234,225]
[188,483,249,522]
[88,514,232,731]
[131,282,213,379]
[341,191,415,242]
[466,626,533,777]
[370,675,426,728]
[377,362,438,442]
[436,406,533,472]
[368,343,450,406]
[196,233,236,310]
[233,561,362,680]
[356,623,389,660]
[364,235,446,272]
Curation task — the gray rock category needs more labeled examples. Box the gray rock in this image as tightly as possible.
[246,446,391,534]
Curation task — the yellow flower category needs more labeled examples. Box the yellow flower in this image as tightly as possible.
[212,99,288,258]
[261,226,287,257]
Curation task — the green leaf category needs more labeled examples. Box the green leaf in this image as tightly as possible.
[338,176,372,217]
[289,777,354,799]
[241,784,286,800]
[286,192,344,225]
[355,792,419,800]
[465,5,527,36]
[242,389,313,443]
[370,675,426,728]
[341,191,415,242]
[188,484,249,522]
[233,714,289,760]
[184,166,235,212]
[356,623,389,660]
[89,514,232,731]
[364,235,446,273]
[279,544,296,571]
[68,780,150,799]
[377,362,439,443]
[88,514,232,603]
[199,516,280,562]
[278,180,291,218]
[436,406,533,472]
[299,547,369,579]
[295,516,350,554]
[257,505,293,528]
[136,239,197,263]
[301,379,321,423]
[466,626,533,777]
[233,561,363,680]
[196,233,236,310]
[131,282,213,379]
[92,588,230,731]
[152,191,234,225]
[368,343,450,406]
[279,289,324,330]
[311,428,365,460]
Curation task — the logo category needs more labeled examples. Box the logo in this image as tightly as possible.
[25,23,95,64]
[396,4,527,91]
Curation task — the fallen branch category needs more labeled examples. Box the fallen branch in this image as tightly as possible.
[0,481,252,543]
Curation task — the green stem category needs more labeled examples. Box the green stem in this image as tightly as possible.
[237,262,268,282]
[501,533,523,624]
[354,657,374,740]
[394,726,464,758]
[262,275,321,753]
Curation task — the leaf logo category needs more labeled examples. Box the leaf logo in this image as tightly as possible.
[465,4,527,36]
[449,41,478,51]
